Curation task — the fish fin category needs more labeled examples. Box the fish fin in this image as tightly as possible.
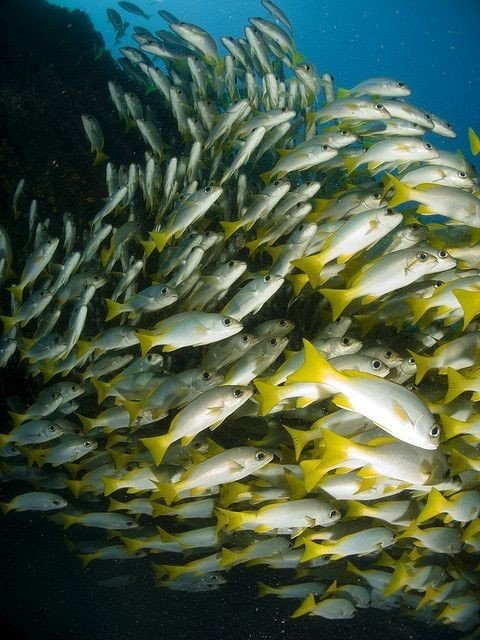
[406,297,429,324]
[61,514,79,530]
[7,283,25,303]
[135,331,160,357]
[91,378,112,405]
[300,539,329,564]
[292,254,326,289]
[76,339,93,359]
[0,315,16,334]
[299,459,324,493]
[65,479,84,498]
[284,468,307,499]
[140,433,172,466]
[140,239,156,258]
[76,553,95,569]
[121,536,145,556]
[260,170,274,185]
[343,155,359,175]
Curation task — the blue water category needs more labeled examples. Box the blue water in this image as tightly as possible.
[50,0,480,155]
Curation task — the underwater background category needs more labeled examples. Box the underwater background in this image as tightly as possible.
[0,0,479,639]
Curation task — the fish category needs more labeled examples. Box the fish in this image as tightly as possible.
[81,114,108,166]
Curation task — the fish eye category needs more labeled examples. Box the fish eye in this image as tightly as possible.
[147,354,154,362]
[386,208,394,215]
[48,424,57,432]
[304,64,311,71]
[126,520,134,526]
[161,287,168,294]
[46,239,52,246]
[373,192,381,199]
[83,440,91,447]
[93,275,100,281]
[279,319,287,326]
[322,144,329,150]
[408,357,415,365]
[341,337,351,346]
[52,498,61,505]
[71,385,78,392]
[425,113,432,120]
[434,280,442,287]
[125,463,135,471]
[204,186,212,193]
[438,250,448,258]
[223,317,232,326]
[264,275,271,282]
[233,388,244,397]
[417,251,428,261]
[341,130,348,135]
[410,223,419,230]
[176,88,183,95]
[241,335,249,342]
[329,509,339,519]
[372,360,381,370]
[397,82,405,87]
[228,260,235,267]
[375,103,384,110]
[273,180,280,186]
[298,224,305,231]
[425,143,433,150]
[459,171,467,178]
[281,107,287,112]
[210,575,218,582]
[255,451,266,461]
[202,371,211,380]
[54,336,60,344]
[446,122,452,128]
[385,350,392,358]
[269,338,278,346]
[430,425,440,438]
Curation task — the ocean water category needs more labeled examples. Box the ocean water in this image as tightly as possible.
[0,0,479,639]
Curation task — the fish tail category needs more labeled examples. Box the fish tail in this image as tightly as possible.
[219,546,240,568]
[65,479,84,498]
[254,379,285,415]
[149,231,169,252]
[219,220,242,240]
[215,506,248,532]
[151,503,174,517]
[7,283,24,303]
[91,378,112,405]
[102,476,121,497]
[140,433,172,466]
[293,254,326,289]
[287,338,341,385]
[61,514,79,530]
[257,582,276,598]
[8,411,27,430]
[260,170,274,185]
[468,127,480,155]
[319,287,352,321]
[0,501,12,515]
[284,425,313,460]
[153,481,178,506]
[105,298,126,321]
[76,339,93,359]
[135,331,160,357]
[385,173,416,208]
[121,399,142,423]
[383,562,410,597]
[284,468,307,499]
[75,412,98,432]
[76,554,94,569]
[122,536,145,556]
[93,149,109,166]
[219,481,248,508]
[343,154,359,175]
[407,349,432,384]
[286,272,309,297]
[439,414,467,440]
[406,297,429,325]
[453,288,480,330]
[291,593,316,618]
[416,487,449,524]
[0,315,17,334]
[140,239,156,258]
[299,459,326,493]
[444,367,469,404]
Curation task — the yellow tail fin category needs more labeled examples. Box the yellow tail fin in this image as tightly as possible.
[140,433,173,466]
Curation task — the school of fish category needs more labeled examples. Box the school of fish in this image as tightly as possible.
[1,0,480,632]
